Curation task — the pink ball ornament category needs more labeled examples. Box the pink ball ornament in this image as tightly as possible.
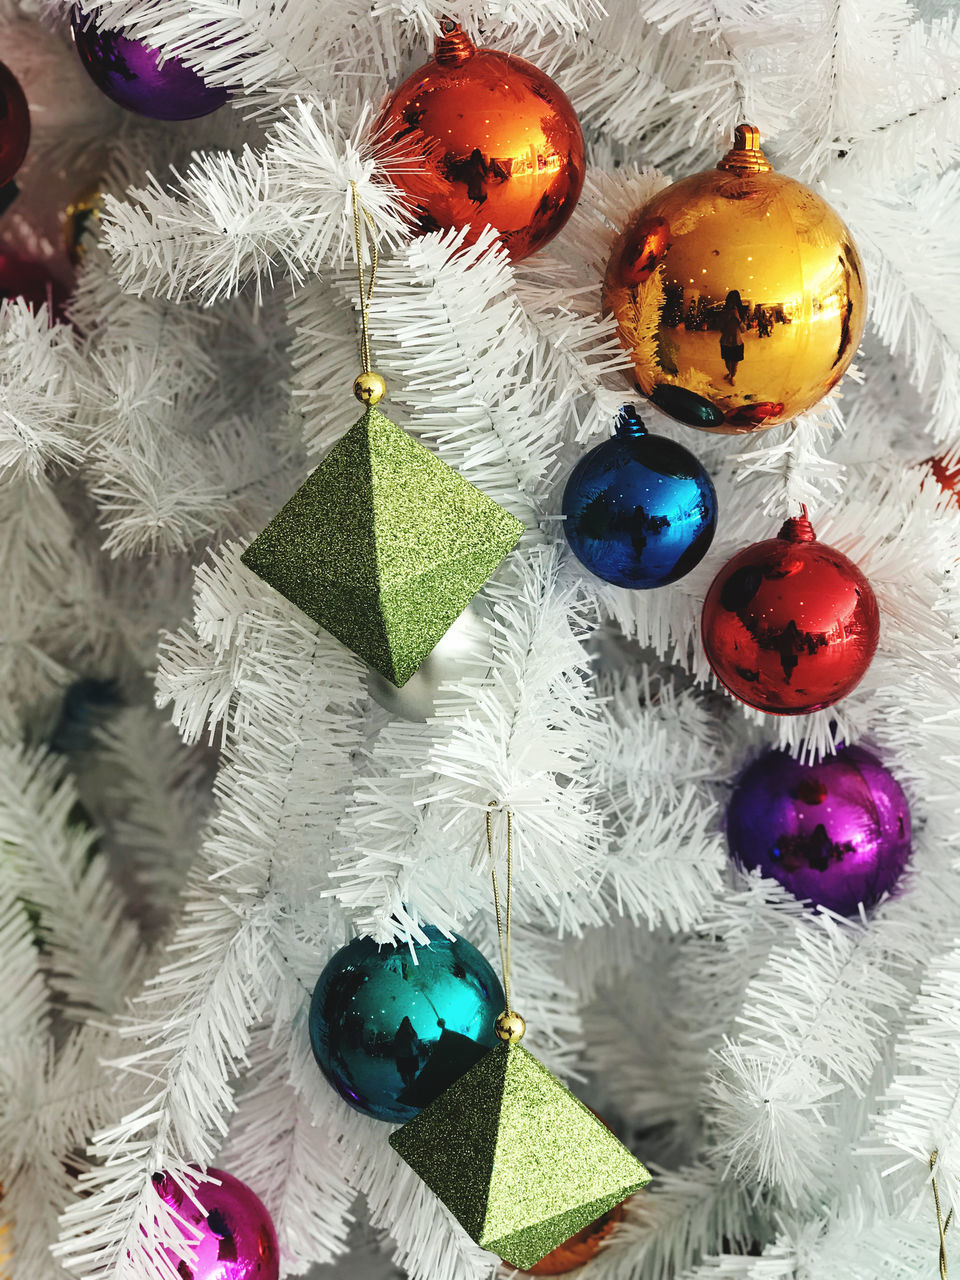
[152,1168,279,1280]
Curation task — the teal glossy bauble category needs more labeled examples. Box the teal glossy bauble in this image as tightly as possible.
[308,927,504,1122]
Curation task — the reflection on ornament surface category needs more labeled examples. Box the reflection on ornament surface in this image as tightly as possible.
[727,743,911,916]
[309,928,504,1123]
[561,403,717,589]
[152,1168,279,1280]
[374,24,584,261]
[604,124,866,433]
[701,509,879,715]
[70,8,229,120]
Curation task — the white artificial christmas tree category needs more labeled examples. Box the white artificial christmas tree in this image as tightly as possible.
[1,1,960,1278]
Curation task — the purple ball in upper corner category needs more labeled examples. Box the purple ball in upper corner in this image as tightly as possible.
[726,743,911,916]
[152,1167,279,1280]
[70,7,229,120]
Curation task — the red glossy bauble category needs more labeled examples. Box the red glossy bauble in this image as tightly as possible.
[374,24,584,262]
[927,455,960,505]
[701,509,879,715]
[0,60,31,187]
[519,1202,626,1274]
[0,253,70,321]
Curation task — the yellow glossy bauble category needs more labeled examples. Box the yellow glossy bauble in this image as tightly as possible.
[603,124,866,433]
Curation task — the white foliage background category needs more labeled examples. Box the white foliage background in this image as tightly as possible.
[0,0,958,1278]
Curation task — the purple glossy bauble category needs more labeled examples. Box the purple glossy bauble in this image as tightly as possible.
[727,743,911,916]
[152,1168,279,1280]
[71,8,228,120]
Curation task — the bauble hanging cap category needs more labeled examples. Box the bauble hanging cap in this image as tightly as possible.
[716,123,772,174]
[434,20,475,65]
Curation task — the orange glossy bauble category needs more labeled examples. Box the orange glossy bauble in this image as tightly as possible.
[374,25,585,262]
[701,510,879,715]
[518,1202,626,1274]
[604,125,866,433]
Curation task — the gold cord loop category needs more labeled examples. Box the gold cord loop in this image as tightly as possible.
[349,181,385,405]
[932,1151,953,1280]
[487,805,524,1042]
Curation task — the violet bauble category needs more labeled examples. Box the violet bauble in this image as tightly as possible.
[727,743,911,916]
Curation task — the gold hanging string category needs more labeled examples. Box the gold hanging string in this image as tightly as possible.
[349,181,385,405]
[486,805,514,1013]
[486,805,524,1043]
[932,1151,953,1280]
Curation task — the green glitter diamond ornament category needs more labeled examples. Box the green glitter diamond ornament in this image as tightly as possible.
[389,1037,651,1269]
[240,405,524,686]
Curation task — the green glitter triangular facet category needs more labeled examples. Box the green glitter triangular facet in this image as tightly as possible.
[389,1042,652,1270]
[389,1037,508,1238]
[241,407,524,686]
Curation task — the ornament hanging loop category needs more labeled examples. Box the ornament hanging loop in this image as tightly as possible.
[931,1151,952,1280]
[486,803,524,1042]
[717,122,773,174]
[349,180,386,406]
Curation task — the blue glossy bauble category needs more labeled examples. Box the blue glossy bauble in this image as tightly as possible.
[309,927,504,1122]
[561,405,718,588]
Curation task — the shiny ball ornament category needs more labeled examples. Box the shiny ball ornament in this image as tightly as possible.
[562,403,717,588]
[519,1201,627,1275]
[494,1010,526,1044]
[367,600,491,721]
[353,370,386,406]
[927,454,960,507]
[152,1168,279,1280]
[701,509,879,715]
[374,24,584,262]
[603,124,866,433]
[727,743,911,915]
[0,60,30,187]
[64,182,104,265]
[309,926,504,1123]
[71,8,229,120]
[0,253,69,319]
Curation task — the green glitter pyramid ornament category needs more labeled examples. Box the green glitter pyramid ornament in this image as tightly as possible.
[240,405,524,686]
[389,1038,651,1269]
[389,809,650,1270]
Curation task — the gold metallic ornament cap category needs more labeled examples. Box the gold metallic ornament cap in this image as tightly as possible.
[354,370,387,406]
[717,123,773,174]
[495,1010,526,1043]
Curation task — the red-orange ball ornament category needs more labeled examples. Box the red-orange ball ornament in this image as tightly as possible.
[517,1202,626,1275]
[373,24,585,262]
[0,60,30,188]
[701,508,879,716]
[927,455,960,506]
